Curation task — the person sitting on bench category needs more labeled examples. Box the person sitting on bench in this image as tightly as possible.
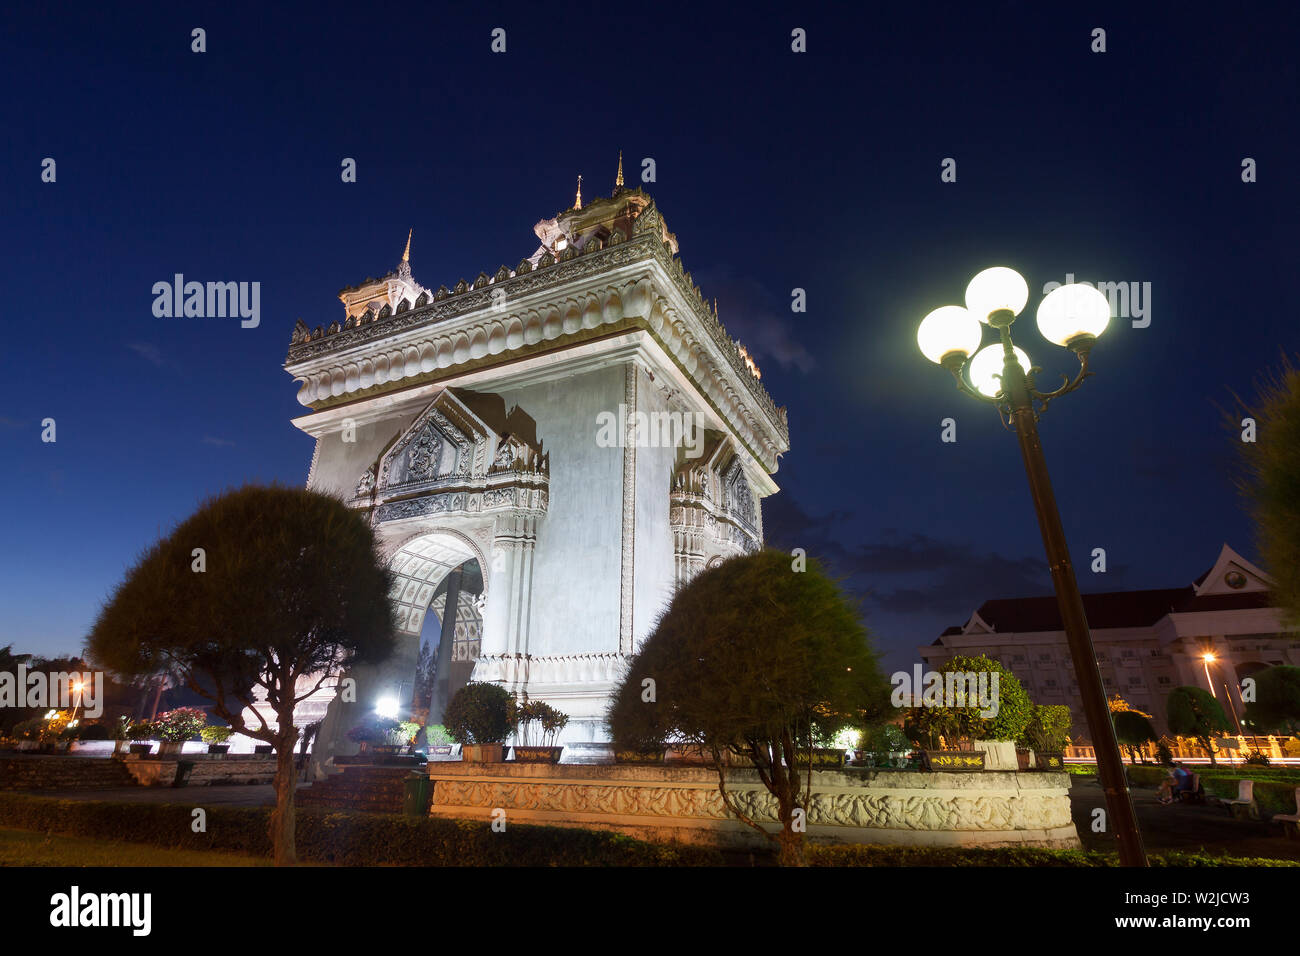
[1158,763,1193,805]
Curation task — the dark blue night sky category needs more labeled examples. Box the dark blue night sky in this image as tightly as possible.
[3,2,1297,672]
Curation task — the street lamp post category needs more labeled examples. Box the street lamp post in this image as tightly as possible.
[916,267,1148,867]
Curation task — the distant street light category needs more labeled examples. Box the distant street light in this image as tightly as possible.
[917,266,1147,867]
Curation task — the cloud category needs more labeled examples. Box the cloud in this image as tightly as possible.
[202,436,236,448]
[691,269,815,373]
[763,487,1062,623]
[127,342,165,366]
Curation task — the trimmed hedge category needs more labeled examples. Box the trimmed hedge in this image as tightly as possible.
[0,793,723,867]
[808,845,1298,867]
[1125,765,1300,814]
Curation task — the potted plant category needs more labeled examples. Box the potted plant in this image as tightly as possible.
[110,716,132,754]
[56,722,81,752]
[346,714,400,754]
[13,718,44,751]
[855,723,908,767]
[445,682,512,762]
[389,720,421,754]
[76,722,111,751]
[127,721,155,754]
[201,725,232,755]
[153,707,207,756]
[511,699,568,763]
[1022,704,1072,771]
[423,723,455,757]
[904,707,984,771]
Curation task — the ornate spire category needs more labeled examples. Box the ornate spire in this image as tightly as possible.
[574,175,583,210]
[401,228,412,264]
[615,151,624,188]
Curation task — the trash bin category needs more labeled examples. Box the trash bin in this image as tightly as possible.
[403,772,430,817]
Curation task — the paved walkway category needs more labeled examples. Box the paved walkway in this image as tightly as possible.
[1069,775,1300,861]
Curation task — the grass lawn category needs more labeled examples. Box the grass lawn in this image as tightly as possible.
[0,827,274,867]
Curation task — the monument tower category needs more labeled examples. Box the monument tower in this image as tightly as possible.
[282,161,789,765]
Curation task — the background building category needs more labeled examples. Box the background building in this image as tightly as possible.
[921,545,1300,737]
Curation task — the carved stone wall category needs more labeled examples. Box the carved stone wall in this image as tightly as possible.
[426,763,1079,849]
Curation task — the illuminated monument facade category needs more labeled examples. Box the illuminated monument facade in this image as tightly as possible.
[280,161,789,766]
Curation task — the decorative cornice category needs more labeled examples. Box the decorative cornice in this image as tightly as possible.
[285,229,789,466]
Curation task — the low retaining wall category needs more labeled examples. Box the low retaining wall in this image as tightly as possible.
[121,755,277,787]
[0,754,276,790]
[426,763,1079,849]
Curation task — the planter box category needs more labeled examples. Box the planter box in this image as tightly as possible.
[615,749,665,765]
[1016,749,1032,771]
[462,743,504,763]
[795,748,845,769]
[158,741,185,756]
[253,745,273,755]
[207,744,230,755]
[512,745,563,764]
[921,750,985,772]
[1035,752,1065,771]
[129,743,154,755]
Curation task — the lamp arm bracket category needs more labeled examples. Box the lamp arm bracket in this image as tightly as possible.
[946,364,1001,405]
[1027,350,1094,416]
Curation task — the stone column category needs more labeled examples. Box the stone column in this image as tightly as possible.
[477,511,539,694]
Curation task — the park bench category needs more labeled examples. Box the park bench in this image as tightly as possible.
[1272,786,1300,839]
[1177,772,1205,805]
[1221,779,1259,820]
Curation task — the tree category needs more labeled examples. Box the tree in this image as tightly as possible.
[1235,356,1300,624]
[902,655,1034,750]
[607,550,889,866]
[88,485,396,865]
[1112,710,1157,764]
[1243,665,1300,734]
[1165,686,1232,766]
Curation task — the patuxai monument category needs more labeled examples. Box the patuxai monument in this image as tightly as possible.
[278,159,790,769]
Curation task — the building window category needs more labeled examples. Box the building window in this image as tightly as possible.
[1045,679,1057,687]
[1121,649,1136,658]
[1157,676,1171,685]
[1127,676,1142,686]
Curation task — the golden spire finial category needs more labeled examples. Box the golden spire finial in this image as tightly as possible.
[575,175,583,210]
[402,228,412,263]
[615,151,624,188]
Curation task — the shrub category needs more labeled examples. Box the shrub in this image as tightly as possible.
[78,723,112,741]
[445,683,512,745]
[0,793,725,867]
[858,723,908,755]
[153,707,207,742]
[903,656,1032,747]
[13,718,45,740]
[424,724,454,747]
[346,714,399,744]
[200,726,232,745]
[126,722,154,741]
[807,844,1297,867]
[1022,704,1073,752]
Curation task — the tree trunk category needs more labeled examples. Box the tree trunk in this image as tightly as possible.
[269,734,297,865]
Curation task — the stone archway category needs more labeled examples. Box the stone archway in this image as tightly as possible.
[308,528,490,775]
